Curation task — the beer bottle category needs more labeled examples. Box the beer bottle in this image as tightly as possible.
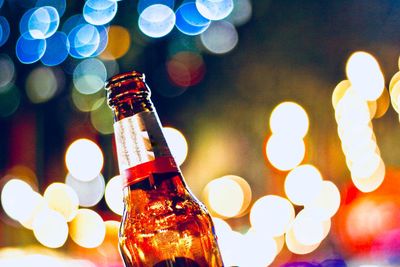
[105,71,224,267]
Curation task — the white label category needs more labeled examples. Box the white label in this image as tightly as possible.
[114,111,171,172]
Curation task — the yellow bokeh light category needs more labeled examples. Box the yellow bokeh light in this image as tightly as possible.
[212,217,232,236]
[90,99,114,135]
[204,176,244,218]
[71,87,104,113]
[266,134,305,171]
[100,25,131,60]
[70,209,106,248]
[346,51,384,101]
[225,175,252,216]
[249,195,295,237]
[351,159,385,193]
[274,235,285,255]
[285,226,320,255]
[389,71,400,93]
[269,101,309,138]
[97,220,121,264]
[284,164,323,206]
[43,183,79,222]
[32,208,69,248]
[374,88,390,119]
[304,181,341,221]
[350,152,382,179]
[338,122,373,150]
[1,179,34,221]
[335,89,371,125]
[240,228,277,267]
[332,80,351,109]
[105,175,124,216]
[342,135,377,163]
[390,81,400,113]
[163,127,189,166]
[65,138,104,182]
[322,219,331,239]
[216,230,243,267]
[7,165,38,190]
[20,192,48,229]
[292,209,325,246]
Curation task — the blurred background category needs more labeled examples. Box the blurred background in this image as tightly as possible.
[2,0,400,266]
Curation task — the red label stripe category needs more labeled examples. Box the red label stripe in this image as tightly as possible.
[122,156,179,188]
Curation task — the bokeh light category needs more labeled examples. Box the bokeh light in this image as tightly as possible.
[71,88,105,112]
[62,14,86,34]
[70,209,106,248]
[90,99,114,135]
[0,86,20,118]
[374,88,389,118]
[305,180,341,221]
[83,0,118,26]
[274,235,285,255]
[332,80,351,109]
[212,217,232,234]
[269,101,309,138]
[138,4,175,38]
[204,176,245,218]
[6,165,39,191]
[226,0,252,26]
[196,0,234,20]
[216,229,243,266]
[97,220,122,265]
[137,0,175,14]
[346,51,384,101]
[16,33,46,64]
[105,175,124,216]
[175,2,210,36]
[292,209,325,246]
[36,0,67,17]
[100,25,131,60]
[26,67,58,104]
[19,192,47,229]
[1,179,34,221]
[43,182,79,222]
[65,173,105,208]
[335,88,371,125]
[351,159,385,193]
[0,16,10,47]
[65,139,104,182]
[200,20,238,54]
[205,175,251,218]
[240,228,277,267]
[163,127,188,166]
[32,208,69,248]
[350,152,382,180]
[41,31,70,66]
[166,51,205,88]
[285,226,320,255]
[90,25,109,57]
[68,23,100,58]
[266,134,305,171]
[284,164,323,206]
[73,58,107,95]
[19,7,59,39]
[249,195,295,237]
[0,54,15,90]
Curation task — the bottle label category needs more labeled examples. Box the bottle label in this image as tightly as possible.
[122,156,178,187]
[114,111,179,186]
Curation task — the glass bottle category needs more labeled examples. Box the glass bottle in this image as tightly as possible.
[106,71,224,267]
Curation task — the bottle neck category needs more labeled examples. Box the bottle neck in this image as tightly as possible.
[107,72,179,188]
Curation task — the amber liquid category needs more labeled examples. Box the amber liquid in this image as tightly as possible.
[119,171,223,267]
